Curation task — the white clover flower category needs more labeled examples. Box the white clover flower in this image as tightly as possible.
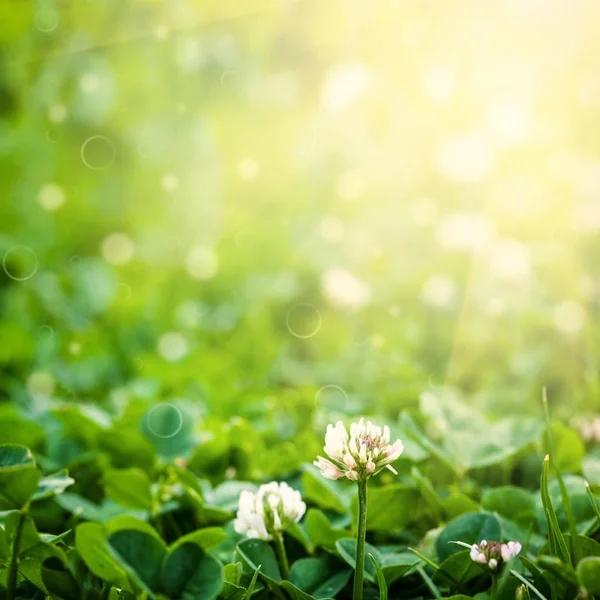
[469,539,521,570]
[233,482,306,541]
[314,418,404,482]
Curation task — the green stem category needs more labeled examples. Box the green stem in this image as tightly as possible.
[7,503,29,600]
[490,574,499,600]
[353,479,368,600]
[274,533,290,580]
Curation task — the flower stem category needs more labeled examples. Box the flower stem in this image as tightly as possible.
[490,574,499,600]
[274,533,290,580]
[7,503,29,600]
[353,479,368,600]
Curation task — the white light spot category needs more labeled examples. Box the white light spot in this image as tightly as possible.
[237,157,260,180]
[26,371,55,400]
[48,104,67,123]
[322,268,371,310]
[155,26,169,40]
[411,197,438,226]
[79,74,101,94]
[158,332,189,362]
[336,171,365,201]
[487,102,531,148]
[489,239,531,280]
[186,246,218,280]
[176,37,205,72]
[485,297,507,317]
[421,274,457,308]
[437,213,495,251]
[101,233,135,266]
[38,183,66,211]
[69,341,81,355]
[436,135,494,182]
[321,63,370,111]
[423,66,455,104]
[161,174,179,192]
[554,301,585,334]
[318,216,344,242]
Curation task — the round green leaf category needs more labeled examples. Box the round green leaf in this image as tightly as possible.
[577,557,600,594]
[161,542,223,600]
[0,444,40,509]
[107,529,167,595]
[236,538,281,584]
[436,513,501,562]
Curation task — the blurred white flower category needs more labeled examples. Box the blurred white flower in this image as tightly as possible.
[234,482,306,541]
[322,268,371,310]
[469,539,521,570]
[314,418,404,482]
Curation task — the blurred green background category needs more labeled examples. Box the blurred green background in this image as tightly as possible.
[1,0,600,459]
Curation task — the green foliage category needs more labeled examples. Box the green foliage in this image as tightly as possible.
[2,3,600,596]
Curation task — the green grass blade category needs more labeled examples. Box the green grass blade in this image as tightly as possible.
[510,569,549,600]
[584,480,600,530]
[368,553,388,600]
[542,388,580,566]
[541,456,571,564]
[243,565,262,600]
[416,565,442,599]
[408,548,460,586]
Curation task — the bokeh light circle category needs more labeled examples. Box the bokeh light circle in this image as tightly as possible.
[146,403,184,438]
[34,8,59,32]
[81,136,116,171]
[3,246,39,281]
[286,303,322,338]
[315,384,349,412]
[37,325,54,339]
[117,283,132,301]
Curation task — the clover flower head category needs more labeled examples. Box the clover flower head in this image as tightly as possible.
[469,539,521,570]
[314,418,404,482]
[234,481,306,541]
